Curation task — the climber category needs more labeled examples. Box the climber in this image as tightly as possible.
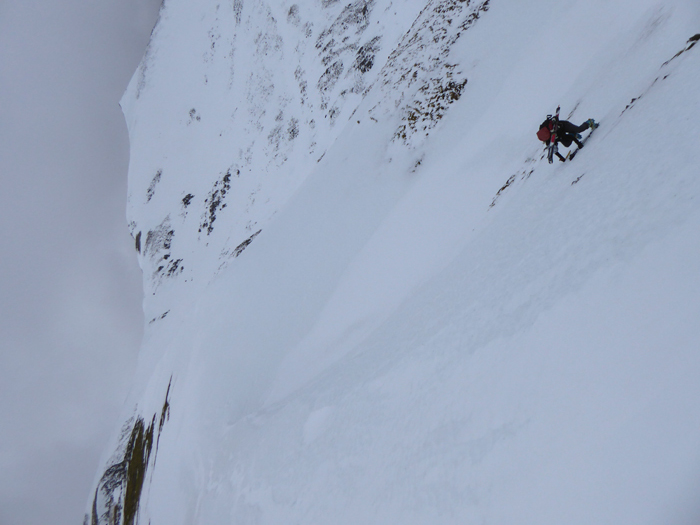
[537,117,598,149]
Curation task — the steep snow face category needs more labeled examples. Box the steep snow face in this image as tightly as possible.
[89,0,700,523]
[121,0,430,305]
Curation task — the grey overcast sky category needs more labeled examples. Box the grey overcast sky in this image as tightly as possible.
[0,0,162,523]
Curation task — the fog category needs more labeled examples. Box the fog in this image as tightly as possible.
[0,1,161,523]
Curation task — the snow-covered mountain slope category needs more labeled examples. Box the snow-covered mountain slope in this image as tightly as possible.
[88,0,700,523]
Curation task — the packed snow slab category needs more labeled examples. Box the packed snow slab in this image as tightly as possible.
[89,0,700,523]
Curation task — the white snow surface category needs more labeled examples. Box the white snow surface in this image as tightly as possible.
[90,0,700,523]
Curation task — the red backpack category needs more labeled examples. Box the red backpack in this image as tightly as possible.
[536,119,554,142]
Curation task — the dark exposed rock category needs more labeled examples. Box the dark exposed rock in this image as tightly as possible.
[146,170,162,202]
[354,36,381,73]
[200,169,234,236]
[374,0,490,144]
[232,229,262,258]
[89,384,172,525]
[318,60,345,93]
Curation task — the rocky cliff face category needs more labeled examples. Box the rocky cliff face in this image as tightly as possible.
[88,0,700,523]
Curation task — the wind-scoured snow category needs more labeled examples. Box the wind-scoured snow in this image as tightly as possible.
[89,0,700,523]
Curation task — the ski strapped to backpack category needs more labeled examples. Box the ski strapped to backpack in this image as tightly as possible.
[547,105,560,164]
